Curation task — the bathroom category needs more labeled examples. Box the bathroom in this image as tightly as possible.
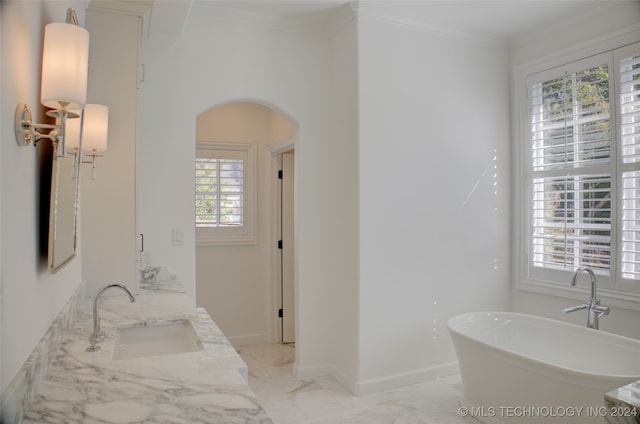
[1,0,640,422]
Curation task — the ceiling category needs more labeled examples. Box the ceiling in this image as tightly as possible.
[207,0,621,38]
[145,0,632,40]
[209,0,348,23]
[357,1,616,38]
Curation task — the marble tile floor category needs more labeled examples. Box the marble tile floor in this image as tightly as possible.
[236,343,477,424]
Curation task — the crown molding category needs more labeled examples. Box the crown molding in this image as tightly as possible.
[192,2,332,39]
[356,2,506,47]
[88,0,152,17]
[327,2,358,36]
[510,2,640,55]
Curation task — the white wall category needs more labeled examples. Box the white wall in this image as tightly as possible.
[1,0,4,394]
[356,11,511,394]
[195,102,294,345]
[509,2,640,67]
[138,2,357,382]
[81,8,141,297]
[1,0,87,392]
[510,2,640,340]
[308,7,361,390]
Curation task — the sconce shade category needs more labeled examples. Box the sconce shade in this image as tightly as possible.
[41,23,89,110]
[82,104,109,153]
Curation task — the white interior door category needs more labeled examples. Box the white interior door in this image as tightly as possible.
[281,152,295,343]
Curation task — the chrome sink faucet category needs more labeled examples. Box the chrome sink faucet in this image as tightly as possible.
[87,283,136,352]
[562,266,610,329]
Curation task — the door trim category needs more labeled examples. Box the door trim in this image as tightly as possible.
[268,136,296,343]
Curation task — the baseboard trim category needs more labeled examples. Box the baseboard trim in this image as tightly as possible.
[293,360,459,396]
[293,362,357,394]
[354,361,459,396]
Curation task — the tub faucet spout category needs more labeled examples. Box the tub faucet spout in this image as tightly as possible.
[87,283,136,352]
[563,267,609,330]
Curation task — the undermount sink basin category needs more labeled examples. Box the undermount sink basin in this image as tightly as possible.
[113,320,203,360]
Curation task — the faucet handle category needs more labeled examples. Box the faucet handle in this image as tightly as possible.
[592,304,610,317]
[563,304,589,314]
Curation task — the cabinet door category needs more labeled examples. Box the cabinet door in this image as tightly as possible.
[82,10,141,294]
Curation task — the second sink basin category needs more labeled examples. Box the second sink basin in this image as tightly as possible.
[113,320,203,360]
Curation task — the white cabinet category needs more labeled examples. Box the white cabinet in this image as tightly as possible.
[81,7,143,294]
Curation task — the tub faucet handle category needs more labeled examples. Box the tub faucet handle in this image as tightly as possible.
[592,304,610,318]
[562,304,589,314]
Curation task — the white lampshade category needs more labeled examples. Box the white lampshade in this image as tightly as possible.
[40,22,89,110]
[82,104,109,153]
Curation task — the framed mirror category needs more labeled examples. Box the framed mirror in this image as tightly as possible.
[48,145,81,272]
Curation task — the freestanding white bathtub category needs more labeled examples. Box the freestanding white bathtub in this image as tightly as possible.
[447,312,640,424]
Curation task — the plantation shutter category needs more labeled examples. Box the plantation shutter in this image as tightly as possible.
[195,149,245,228]
[528,53,613,275]
[619,46,640,283]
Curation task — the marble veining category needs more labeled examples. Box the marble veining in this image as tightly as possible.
[23,337,267,423]
[84,401,153,423]
[5,279,270,423]
[1,286,80,424]
[139,266,185,294]
[238,343,476,424]
[606,381,640,424]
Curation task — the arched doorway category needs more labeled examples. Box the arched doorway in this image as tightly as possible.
[195,101,296,346]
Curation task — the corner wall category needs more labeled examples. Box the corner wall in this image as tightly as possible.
[138,2,359,385]
[323,8,360,390]
[356,11,511,393]
[1,0,86,392]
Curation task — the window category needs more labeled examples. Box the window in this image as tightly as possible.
[196,156,244,227]
[529,55,613,277]
[518,41,640,301]
[195,142,257,246]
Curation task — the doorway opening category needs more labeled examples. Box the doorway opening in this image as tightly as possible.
[195,101,296,347]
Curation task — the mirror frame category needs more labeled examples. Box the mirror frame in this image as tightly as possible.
[48,144,81,273]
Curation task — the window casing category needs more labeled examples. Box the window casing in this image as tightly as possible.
[195,142,257,246]
[517,40,640,305]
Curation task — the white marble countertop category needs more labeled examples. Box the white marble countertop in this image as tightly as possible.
[605,380,640,424]
[22,286,272,423]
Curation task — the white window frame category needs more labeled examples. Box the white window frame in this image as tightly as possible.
[527,52,615,289]
[513,31,640,310]
[195,141,257,246]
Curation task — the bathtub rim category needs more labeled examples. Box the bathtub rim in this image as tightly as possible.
[447,311,640,381]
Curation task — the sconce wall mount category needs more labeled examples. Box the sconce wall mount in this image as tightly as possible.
[15,103,79,148]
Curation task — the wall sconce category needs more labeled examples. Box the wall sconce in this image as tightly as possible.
[14,9,89,157]
[66,104,109,179]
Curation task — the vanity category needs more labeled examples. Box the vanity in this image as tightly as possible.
[6,277,271,423]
